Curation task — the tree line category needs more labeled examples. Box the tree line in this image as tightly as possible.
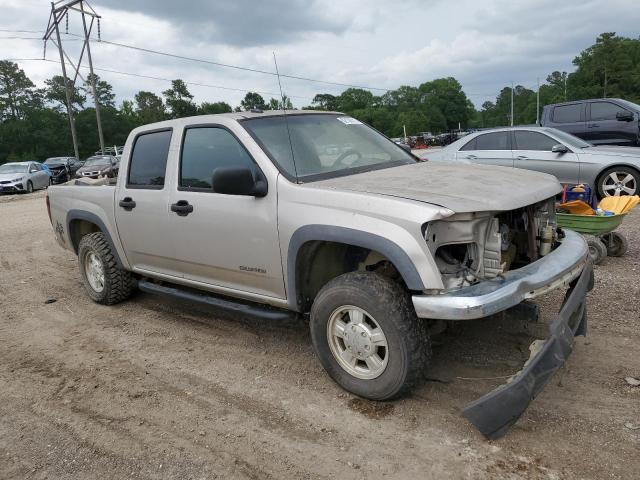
[1,32,638,162]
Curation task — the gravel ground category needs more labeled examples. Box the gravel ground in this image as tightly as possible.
[0,190,639,480]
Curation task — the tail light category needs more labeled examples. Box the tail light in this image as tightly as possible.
[45,193,52,224]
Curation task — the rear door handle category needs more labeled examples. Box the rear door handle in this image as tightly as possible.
[119,197,136,210]
[516,155,528,160]
[465,155,477,160]
[589,123,600,128]
[171,200,194,216]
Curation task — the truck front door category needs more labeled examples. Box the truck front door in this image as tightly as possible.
[167,124,285,299]
[115,128,182,277]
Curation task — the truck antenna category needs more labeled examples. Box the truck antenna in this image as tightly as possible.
[273,52,298,180]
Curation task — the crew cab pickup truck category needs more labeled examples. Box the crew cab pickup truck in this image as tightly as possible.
[47,111,593,438]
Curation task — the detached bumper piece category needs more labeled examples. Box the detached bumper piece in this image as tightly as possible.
[462,260,594,439]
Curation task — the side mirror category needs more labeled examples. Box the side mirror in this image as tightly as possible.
[212,166,267,197]
[551,144,569,154]
[616,111,634,122]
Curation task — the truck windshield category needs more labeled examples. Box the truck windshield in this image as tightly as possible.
[0,164,28,174]
[241,114,416,181]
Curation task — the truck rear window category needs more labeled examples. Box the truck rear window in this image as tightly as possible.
[127,129,173,188]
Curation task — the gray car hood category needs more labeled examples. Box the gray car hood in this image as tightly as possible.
[0,172,26,182]
[309,162,561,213]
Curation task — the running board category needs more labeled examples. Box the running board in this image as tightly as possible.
[138,280,296,321]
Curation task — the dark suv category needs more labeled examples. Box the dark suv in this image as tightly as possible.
[540,98,640,146]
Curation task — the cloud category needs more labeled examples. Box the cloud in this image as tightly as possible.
[93,0,356,46]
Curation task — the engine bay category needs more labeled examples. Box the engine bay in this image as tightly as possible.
[425,197,558,290]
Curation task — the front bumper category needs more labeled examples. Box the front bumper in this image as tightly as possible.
[412,229,588,320]
[463,259,593,438]
[0,182,24,193]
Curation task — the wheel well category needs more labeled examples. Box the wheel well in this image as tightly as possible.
[595,164,640,197]
[294,240,402,312]
[69,219,101,254]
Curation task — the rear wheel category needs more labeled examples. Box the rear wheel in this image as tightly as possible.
[597,166,639,198]
[78,232,136,305]
[586,237,607,264]
[310,271,430,400]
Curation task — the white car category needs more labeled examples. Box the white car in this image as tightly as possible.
[0,161,50,194]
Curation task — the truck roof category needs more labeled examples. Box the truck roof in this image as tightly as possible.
[543,98,625,107]
[136,110,343,130]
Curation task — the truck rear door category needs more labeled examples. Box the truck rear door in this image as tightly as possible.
[547,103,586,140]
[114,128,182,277]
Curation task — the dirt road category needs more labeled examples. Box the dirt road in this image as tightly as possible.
[1,191,639,479]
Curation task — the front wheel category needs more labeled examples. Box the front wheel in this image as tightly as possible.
[78,232,136,305]
[26,180,33,193]
[587,237,607,264]
[310,272,430,400]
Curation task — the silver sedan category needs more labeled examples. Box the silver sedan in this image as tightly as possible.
[421,126,640,197]
[0,161,51,194]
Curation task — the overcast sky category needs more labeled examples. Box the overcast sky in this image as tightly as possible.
[0,0,638,109]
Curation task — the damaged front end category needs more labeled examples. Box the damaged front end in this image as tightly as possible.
[412,197,593,438]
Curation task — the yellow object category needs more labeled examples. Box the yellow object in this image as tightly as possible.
[598,195,640,214]
[558,200,595,216]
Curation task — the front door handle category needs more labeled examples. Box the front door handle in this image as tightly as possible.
[119,197,136,211]
[516,155,528,160]
[589,123,600,128]
[171,200,194,216]
[465,154,477,160]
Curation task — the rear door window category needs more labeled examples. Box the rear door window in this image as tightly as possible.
[514,131,557,151]
[474,132,511,150]
[127,129,173,188]
[552,104,583,123]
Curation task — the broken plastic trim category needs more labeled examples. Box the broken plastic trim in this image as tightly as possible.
[462,259,594,439]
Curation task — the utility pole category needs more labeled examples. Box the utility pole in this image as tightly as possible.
[564,75,567,101]
[536,77,540,125]
[44,0,104,158]
[510,81,514,127]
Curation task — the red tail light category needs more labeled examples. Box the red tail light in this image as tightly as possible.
[45,193,52,224]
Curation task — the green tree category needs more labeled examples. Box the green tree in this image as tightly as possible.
[44,75,86,112]
[311,93,338,110]
[134,90,165,124]
[336,88,375,112]
[83,73,116,108]
[198,101,232,114]
[162,79,197,118]
[419,77,473,129]
[0,61,40,120]
[240,91,267,111]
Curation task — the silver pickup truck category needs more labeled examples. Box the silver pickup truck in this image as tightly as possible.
[47,111,593,438]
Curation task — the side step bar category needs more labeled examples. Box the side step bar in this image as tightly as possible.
[138,280,297,321]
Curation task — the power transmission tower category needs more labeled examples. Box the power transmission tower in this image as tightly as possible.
[43,1,105,159]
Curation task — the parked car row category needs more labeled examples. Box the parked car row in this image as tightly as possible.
[0,153,122,194]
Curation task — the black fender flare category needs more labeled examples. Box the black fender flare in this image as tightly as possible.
[66,209,125,268]
[287,225,425,310]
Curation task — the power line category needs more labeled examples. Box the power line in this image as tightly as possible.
[62,32,390,92]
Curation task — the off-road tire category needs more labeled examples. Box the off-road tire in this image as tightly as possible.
[310,271,430,400]
[78,232,136,305]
